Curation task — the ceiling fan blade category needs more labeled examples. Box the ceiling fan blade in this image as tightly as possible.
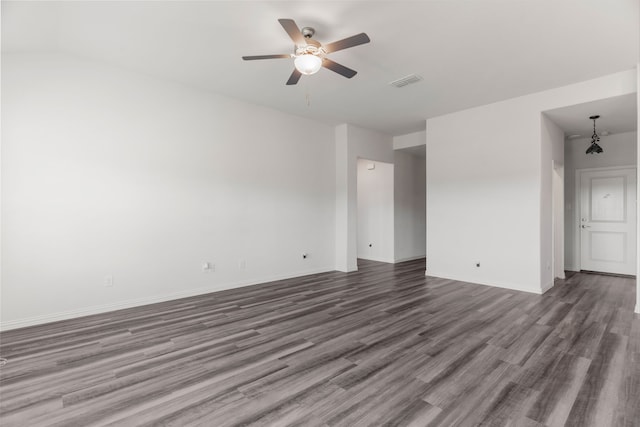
[242,54,291,60]
[286,69,302,85]
[324,33,370,53]
[278,19,306,46]
[322,59,357,78]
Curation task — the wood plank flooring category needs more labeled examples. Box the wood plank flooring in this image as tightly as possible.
[1,259,639,426]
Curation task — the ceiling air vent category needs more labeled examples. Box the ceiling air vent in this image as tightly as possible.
[389,74,423,88]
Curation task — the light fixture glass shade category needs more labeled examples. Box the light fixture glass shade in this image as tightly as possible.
[586,142,603,154]
[294,54,322,75]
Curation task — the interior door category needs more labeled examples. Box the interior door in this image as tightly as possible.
[580,167,636,275]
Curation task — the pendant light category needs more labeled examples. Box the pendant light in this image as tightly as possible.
[585,115,603,154]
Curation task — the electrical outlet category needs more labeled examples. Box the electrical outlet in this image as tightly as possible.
[202,262,214,272]
[238,259,246,270]
[104,275,114,287]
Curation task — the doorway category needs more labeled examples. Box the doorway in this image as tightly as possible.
[578,166,637,275]
[393,146,426,263]
[356,159,395,263]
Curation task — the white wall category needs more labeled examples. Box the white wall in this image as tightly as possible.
[552,162,565,279]
[1,53,336,329]
[394,149,426,262]
[564,131,638,271]
[426,70,636,294]
[426,101,541,292]
[393,130,426,150]
[335,124,394,272]
[357,160,394,263]
[540,114,565,290]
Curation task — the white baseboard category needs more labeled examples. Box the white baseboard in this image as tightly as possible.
[0,266,334,331]
[424,271,546,295]
[636,303,640,314]
[394,255,426,263]
[358,256,395,264]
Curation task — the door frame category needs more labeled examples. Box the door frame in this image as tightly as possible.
[574,165,637,273]
[552,161,565,279]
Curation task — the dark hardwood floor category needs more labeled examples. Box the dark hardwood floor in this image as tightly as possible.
[1,259,638,426]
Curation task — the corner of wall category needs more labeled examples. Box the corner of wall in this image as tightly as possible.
[637,64,640,315]
[540,280,555,294]
[335,124,349,271]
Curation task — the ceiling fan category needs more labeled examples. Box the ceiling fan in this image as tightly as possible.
[242,19,370,85]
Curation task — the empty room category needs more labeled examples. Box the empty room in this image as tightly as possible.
[1,1,639,426]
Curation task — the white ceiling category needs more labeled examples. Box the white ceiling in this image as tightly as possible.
[2,0,638,136]
[544,93,637,138]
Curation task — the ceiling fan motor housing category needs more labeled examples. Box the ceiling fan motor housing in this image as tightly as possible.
[301,26,316,39]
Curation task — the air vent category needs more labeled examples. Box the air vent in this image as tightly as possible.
[389,74,423,88]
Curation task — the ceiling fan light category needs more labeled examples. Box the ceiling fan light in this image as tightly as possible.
[294,54,322,75]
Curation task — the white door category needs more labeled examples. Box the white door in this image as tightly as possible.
[580,167,636,275]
